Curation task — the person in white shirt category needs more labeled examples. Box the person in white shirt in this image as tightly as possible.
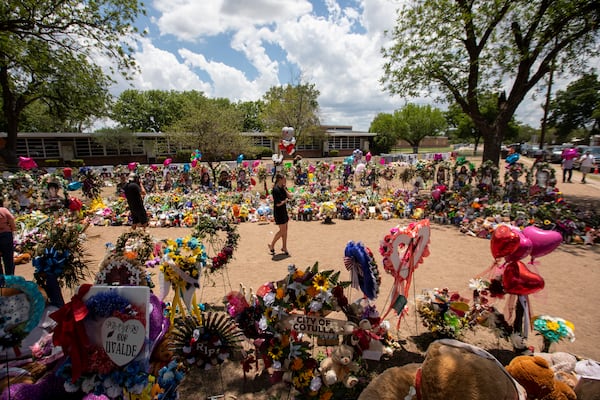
[579,150,595,183]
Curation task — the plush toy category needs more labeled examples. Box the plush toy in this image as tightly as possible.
[320,344,360,388]
[506,355,576,400]
[357,363,420,400]
[358,339,524,400]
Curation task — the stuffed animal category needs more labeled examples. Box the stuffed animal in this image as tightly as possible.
[358,339,524,400]
[357,363,420,400]
[320,344,360,388]
[506,355,576,400]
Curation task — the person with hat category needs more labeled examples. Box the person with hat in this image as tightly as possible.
[124,173,148,229]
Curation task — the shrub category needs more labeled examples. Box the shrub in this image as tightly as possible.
[45,159,61,167]
[67,159,85,167]
[329,150,339,157]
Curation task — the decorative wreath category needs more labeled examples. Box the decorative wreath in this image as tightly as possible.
[95,256,148,287]
[192,216,240,273]
[169,312,244,370]
[344,241,381,301]
[0,275,46,350]
[380,165,396,181]
[114,230,156,262]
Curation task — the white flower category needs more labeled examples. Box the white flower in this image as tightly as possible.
[81,376,97,393]
[468,278,487,292]
[272,360,282,370]
[64,381,80,393]
[310,376,323,391]
[309,300,323,312]
[103,377,122,398]
[259,315,268,330]
[263,292,276,306]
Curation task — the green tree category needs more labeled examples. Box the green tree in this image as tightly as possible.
[369,113,396,154]
[394,104,447,153]
[237,100,266,132]
[548,73,600,144]
[381,0,599,165]
[92,128,139,153]
[168,98,251,181]
[446,93,519,154]
[112,89,197,132]
[261,81,320,144]
[0,0,145,167]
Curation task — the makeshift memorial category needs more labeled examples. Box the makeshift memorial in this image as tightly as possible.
[169,312,244,370]
[416,287,471,339]
[192,216,239,274]
[379,219,431,326]
[158,236,206,322]
[51,285,151,399]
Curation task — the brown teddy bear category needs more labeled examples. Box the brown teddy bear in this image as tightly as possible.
[320,344,360,388]
[358,339,523,400]
[506,355,577,400]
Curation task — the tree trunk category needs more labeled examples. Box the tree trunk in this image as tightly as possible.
[481,125,504,165]
[0,116,19,170]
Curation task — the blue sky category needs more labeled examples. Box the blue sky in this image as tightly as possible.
[102,0,570,132]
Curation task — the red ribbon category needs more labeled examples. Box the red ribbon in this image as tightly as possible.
[50,284,92,382]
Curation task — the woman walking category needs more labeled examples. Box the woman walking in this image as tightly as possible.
[269,173,292,256]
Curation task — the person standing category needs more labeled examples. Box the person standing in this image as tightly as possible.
[579,150,595,183]
[269,173,292,256]
[0,203,17,275]
[124,173,148,229]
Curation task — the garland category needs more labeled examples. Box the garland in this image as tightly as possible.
[192,216,239,273]
[95,257,147,287]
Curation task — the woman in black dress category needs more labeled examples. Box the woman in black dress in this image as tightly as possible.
[268,173,292,256]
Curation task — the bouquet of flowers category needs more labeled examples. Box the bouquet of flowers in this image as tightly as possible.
[416,288,471,339]
[533,315,575,352]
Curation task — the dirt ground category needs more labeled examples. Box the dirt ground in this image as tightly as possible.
[13,160,600,399]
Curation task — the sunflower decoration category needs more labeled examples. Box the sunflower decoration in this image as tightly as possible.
[192,215,239,273]
[169,312,244,370]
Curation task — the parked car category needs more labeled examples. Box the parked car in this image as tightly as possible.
[573,146,600,170]
[546,145,567,163]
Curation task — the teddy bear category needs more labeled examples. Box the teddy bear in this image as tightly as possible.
[506,355,576,400]
[320,344,360,388]
[358,339,523,400]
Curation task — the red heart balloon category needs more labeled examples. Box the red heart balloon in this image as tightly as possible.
[491,225,520,259]
[503,261,545,295]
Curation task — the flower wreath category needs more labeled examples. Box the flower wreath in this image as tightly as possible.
[0,275,45,350]
[192,216,239,273]
[95,257,147,287]
[55,289,149,398]
[169,312,244,370]
[114,230,155,262]
[160,236,206,290]
[380,165,396,181]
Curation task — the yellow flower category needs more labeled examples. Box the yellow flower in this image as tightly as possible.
[264,307,277,322]
[565,320,575,331]
[546,321,559,332]
[312,273,329,292]
[296,292,311,308]
[268,345,283,360]
[544,220,551,225]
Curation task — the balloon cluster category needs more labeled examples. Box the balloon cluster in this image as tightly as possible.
[490,225,562,295]
[190,149,202,168]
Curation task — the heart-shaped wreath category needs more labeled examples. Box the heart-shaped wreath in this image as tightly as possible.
[192,216,239,273]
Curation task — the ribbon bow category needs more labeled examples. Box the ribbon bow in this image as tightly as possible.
[50,284,92,382]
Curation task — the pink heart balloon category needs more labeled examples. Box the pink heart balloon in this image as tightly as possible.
[503,261,545,295]
[505,228,533,262]
[522,226,562,260]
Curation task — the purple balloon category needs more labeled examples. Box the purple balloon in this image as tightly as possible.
[431,189,441,201]
[522,226,562,260]
[505,229,533,262]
